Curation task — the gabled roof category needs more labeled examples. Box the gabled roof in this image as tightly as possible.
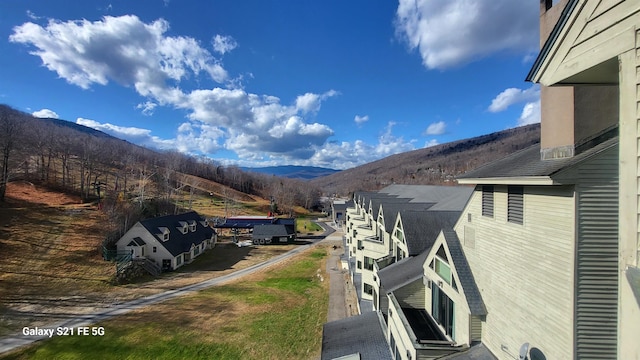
[441,230,486,316]
[379,250,429,293]
[138,211,214,257]
[127,237,146,247]
[321,311,392,360]
[252,224,293,238]
[400,210,461,256]
[526,0,579,82]
[457,136,617,185]
[380,202,434,233]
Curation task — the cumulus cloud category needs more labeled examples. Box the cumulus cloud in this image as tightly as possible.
[76,117,173,149]
[9,15,228,91]
[395,0,538,69]
[32,108,59,118]
[516,100,541,126]
[11,15,340,163]
[424,121,446,135]
[212,34,238,55]
[424,139,439,147]
[488,85,539,113]
[354,115,369,125]
[136,101,158,116]
[309,122,416,170]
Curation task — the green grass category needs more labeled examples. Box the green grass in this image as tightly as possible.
[1,246,330,360]
[296,219,323,233]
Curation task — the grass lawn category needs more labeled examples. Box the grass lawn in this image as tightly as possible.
[296,218,323,233]
[1,247,330,360]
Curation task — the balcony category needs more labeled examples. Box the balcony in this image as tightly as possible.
[374,254,396,272]
[388,293,463,358]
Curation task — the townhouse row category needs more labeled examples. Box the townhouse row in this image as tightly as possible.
[323,1,640,358]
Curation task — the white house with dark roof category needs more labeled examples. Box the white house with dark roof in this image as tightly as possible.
[116,211,216,272]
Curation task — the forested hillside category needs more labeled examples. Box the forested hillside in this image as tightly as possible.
[311,124,541,195]
[0,104,322,219]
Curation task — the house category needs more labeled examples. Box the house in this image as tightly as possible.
[525,0,639,358]
[251,224,296,245]
[115,211,216,272]
[331,200,348,227]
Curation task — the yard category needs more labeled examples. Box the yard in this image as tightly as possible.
[1,246,330,360]
[0,182,313,339]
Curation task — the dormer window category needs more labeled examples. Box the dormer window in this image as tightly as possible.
[189,220,197,232]
[177,221,188,234]
[157,227,170,241]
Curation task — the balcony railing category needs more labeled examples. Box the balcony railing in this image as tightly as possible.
[375,254,396,271]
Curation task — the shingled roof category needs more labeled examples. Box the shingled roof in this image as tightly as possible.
[139,211,214,257]
[378,250,429,293]
[400,210,461,256]
[321,311,392,360]
[442,229,486,316]
[457,136,617,181]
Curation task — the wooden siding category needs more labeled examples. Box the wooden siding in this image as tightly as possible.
[539,0,640,85]
[458,185,576,360]
[574,146,619,359]
[396,280,426,309]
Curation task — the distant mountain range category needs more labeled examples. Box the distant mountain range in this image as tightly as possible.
[310,123,541,195]
[241,165,340,180]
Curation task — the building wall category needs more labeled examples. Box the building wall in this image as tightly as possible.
[457,185,576,360]
[618,26,640,360]
[115,223,177,269]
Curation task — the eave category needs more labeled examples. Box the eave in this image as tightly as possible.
[456,176,557,186]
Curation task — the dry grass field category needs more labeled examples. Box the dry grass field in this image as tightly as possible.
[0,181,311,337]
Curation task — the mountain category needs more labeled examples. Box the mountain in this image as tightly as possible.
[242,165,339,180]
[310,123,541,195]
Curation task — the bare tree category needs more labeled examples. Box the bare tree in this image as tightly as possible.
[0,105,24,201]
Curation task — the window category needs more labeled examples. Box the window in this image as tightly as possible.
[482,185,494,218]
[176,255,183,266]
[508,186,524,224]
[364,256,375,271]
[153,246,157,253]
[357,240,363,250]
[432,286,455,340]
[364,283,373,295]
[435,246,452,285]
[394,228,403,242]
[357,261,362,269]
[163,233,169,241]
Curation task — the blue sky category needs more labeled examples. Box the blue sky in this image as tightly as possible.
[1,0,542,170]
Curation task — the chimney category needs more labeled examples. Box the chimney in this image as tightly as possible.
[538,0,576,160]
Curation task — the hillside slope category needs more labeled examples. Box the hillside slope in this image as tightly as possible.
[311,124,541,195]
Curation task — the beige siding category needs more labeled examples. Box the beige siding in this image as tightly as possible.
[539,0,640,85]
[395,280,425,309]
[458,185,575,360]
[574,147,619,359]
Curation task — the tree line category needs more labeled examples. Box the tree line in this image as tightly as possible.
[0,104,322,217]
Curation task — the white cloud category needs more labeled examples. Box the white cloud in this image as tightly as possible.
[9,15,228,91]
[516,100,541,126]
[354,115,369,125]
[424,121,446,135]
[295,90,338,113]
[212,34,237,55]
[76,117,175,149]
[395,0,538,69]
[309,122,415,170]
[424,139,439,147]
[488,85,539,112]
[136,101,157,116]
[32,108,59,118]
[11,15,340,163]
[26,10,41,20]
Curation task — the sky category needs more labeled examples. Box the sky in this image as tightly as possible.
[0,0,543,170]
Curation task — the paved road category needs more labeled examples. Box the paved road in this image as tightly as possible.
[0,238,321,355]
